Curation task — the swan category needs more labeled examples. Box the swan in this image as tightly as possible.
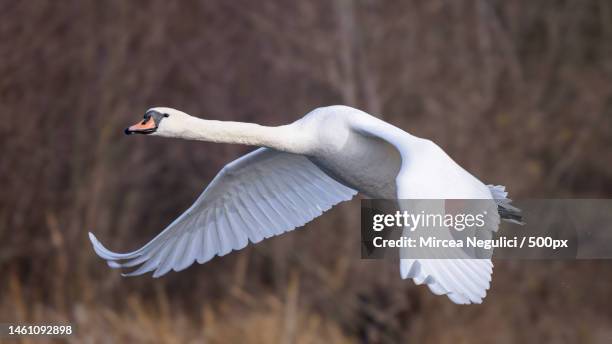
[89,105,521,304]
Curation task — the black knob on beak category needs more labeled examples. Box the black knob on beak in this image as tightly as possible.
[124,127,132,135]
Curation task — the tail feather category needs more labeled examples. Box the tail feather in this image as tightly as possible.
[488,185,524,225]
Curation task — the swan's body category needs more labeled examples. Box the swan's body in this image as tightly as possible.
[90,105,520,304]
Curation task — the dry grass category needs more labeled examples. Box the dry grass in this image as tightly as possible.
[3,269,352,343]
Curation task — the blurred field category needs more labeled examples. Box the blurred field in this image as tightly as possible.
[1,1,612,343]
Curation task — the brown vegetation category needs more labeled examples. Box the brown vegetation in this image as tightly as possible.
[1,1,612,343]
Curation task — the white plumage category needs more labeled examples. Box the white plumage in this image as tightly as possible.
[90,105,518,304]
[90,149,356,277]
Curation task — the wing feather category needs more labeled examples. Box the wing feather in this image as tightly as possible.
[352,117,497,304]
[90,148,357,277]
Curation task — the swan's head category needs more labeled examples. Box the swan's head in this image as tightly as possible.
[124,107,191,137]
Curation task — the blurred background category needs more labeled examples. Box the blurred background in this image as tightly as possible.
[2,0,612,343]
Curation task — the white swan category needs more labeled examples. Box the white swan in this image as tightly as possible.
[90,105,520,304]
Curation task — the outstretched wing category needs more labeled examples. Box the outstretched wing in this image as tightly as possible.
[89,148,357,277]
[351,117,497,304]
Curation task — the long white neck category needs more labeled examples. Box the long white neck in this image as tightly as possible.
[164,116,308,154]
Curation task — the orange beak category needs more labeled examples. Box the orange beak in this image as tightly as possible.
[125,117,157,135]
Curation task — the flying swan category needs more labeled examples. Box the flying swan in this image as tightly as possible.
[89,105,521,304]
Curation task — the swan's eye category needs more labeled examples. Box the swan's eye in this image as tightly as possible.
[163,113,169,117]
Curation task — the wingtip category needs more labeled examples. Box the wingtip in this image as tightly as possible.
[88,232,115,260]
[88,231,98,245]
[88,232,108,258]
[88,231,143,261]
